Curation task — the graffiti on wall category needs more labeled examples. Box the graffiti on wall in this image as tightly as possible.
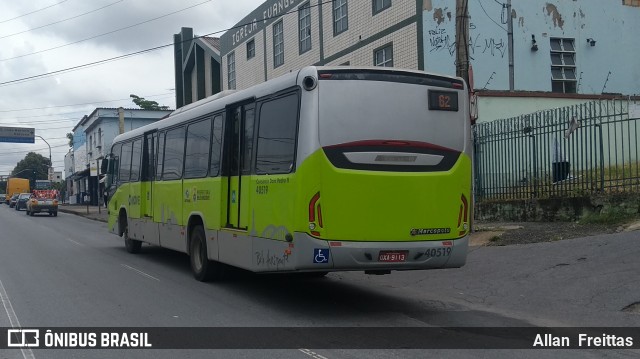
[428,23,506,58]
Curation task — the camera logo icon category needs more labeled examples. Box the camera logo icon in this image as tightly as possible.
[7,329,39,347]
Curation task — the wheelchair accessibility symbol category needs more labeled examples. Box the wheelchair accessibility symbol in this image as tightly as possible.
[313,249,329,264]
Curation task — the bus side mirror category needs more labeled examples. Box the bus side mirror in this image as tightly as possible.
[100,157,110,175]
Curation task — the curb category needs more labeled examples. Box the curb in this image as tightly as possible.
[58,208,108,223]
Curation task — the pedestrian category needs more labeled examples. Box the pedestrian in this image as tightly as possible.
[103,189,108,208]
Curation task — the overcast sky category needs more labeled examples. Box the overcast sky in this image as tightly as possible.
[0,0,263,175]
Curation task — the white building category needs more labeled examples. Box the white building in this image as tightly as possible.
[218,0,640,122]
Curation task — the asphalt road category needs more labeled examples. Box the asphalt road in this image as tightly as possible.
[0,204,638,359]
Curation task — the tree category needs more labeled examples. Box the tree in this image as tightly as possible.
[66,132,74,147]
[130,94,169,110]
[12,152,50,190]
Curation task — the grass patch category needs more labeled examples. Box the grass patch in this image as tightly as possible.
[580,208,640,225]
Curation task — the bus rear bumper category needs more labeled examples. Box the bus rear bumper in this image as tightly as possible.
[291,233,468,272]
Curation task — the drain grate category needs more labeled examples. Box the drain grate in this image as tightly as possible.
[622,302,640,313]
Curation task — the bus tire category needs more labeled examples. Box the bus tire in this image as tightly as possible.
[122,217,142,253]
[189,225,222,282]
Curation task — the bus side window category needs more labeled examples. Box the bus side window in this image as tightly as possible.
[210,115,223,177]
[119,142,133,183]
[130,138,142,182]
[255,93,299,174]
[162,126,186,180]
[156,132,165,180]
[242,106,255,175]
[184,118,212,179]
[111,143,122,186]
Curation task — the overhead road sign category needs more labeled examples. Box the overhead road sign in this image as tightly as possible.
[0,126,35,143]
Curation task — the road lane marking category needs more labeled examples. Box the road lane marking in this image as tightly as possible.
[0,279,36,359]
[299,349,329,359]
[121,264,160,282]
[64,238,84,246]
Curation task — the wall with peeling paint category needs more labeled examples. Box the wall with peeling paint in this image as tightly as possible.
[422,0,640,95]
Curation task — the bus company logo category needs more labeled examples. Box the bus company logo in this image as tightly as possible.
[410,228,451,236]
[7,329,39,347]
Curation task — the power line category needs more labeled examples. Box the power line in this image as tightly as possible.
[0,0,213,62]
[0,45,169,86]
[0,0,70,24]
[0,0,125,40]
[0,92,174,113]
[0,143,69,154]
[0,0,334,87]
[476,0,507,32]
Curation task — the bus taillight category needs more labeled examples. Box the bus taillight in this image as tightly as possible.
[309,192,323,236]
[458,194,469,236]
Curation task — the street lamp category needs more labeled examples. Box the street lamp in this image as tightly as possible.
[35,135,53,180]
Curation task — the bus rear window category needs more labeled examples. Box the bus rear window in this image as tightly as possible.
[317,69,464,90]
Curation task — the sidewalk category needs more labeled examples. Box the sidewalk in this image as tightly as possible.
[58,204,108,223]
[56,203,640,246]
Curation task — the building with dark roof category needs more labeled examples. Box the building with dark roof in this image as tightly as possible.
[174,27,222,109]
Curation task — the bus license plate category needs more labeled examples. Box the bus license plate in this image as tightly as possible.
[378,251,408,262]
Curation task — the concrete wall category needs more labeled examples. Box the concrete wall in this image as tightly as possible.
[423,0,640,95]
[475,193,640,222]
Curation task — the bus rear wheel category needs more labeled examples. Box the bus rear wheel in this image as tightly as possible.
[122,217,142,253]
[189,225,223,282]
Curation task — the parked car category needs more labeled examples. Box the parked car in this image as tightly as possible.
[14,193,31,211]
[26,190,59,217]
[0,194,5,204]
[8,194,19,208]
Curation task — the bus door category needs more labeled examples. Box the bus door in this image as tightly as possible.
[225,102,255,229]
[141,130,159,245]
[141,131,156,218]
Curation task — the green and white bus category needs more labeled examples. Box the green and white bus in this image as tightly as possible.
[104,66,472,281]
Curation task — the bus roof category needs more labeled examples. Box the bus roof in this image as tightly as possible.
[111,66,465,145]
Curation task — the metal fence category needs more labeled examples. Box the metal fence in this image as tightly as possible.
[473,100,640,200]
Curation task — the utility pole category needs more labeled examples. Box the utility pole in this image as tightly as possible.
[455,0,470,88]
[118,107,125,134]
[507,0,514,90]
[35,135,53,181]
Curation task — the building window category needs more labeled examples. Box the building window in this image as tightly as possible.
[246,39,255,60]
[373,0,391,14]
[374,43,393,67]
[273,20,284,68]
[227,52,236,90]
[298,2,312,54]
[550,38,577,93]
[333,0,348,36]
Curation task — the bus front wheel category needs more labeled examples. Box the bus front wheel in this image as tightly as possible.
[189,225,223,282]
[122,217,142,253]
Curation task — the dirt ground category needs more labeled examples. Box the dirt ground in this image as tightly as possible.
[473,220,637,246]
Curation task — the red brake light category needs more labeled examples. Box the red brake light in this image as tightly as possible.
[309,192,320,222]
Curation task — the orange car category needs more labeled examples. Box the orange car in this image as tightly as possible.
[26,190,59,217]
